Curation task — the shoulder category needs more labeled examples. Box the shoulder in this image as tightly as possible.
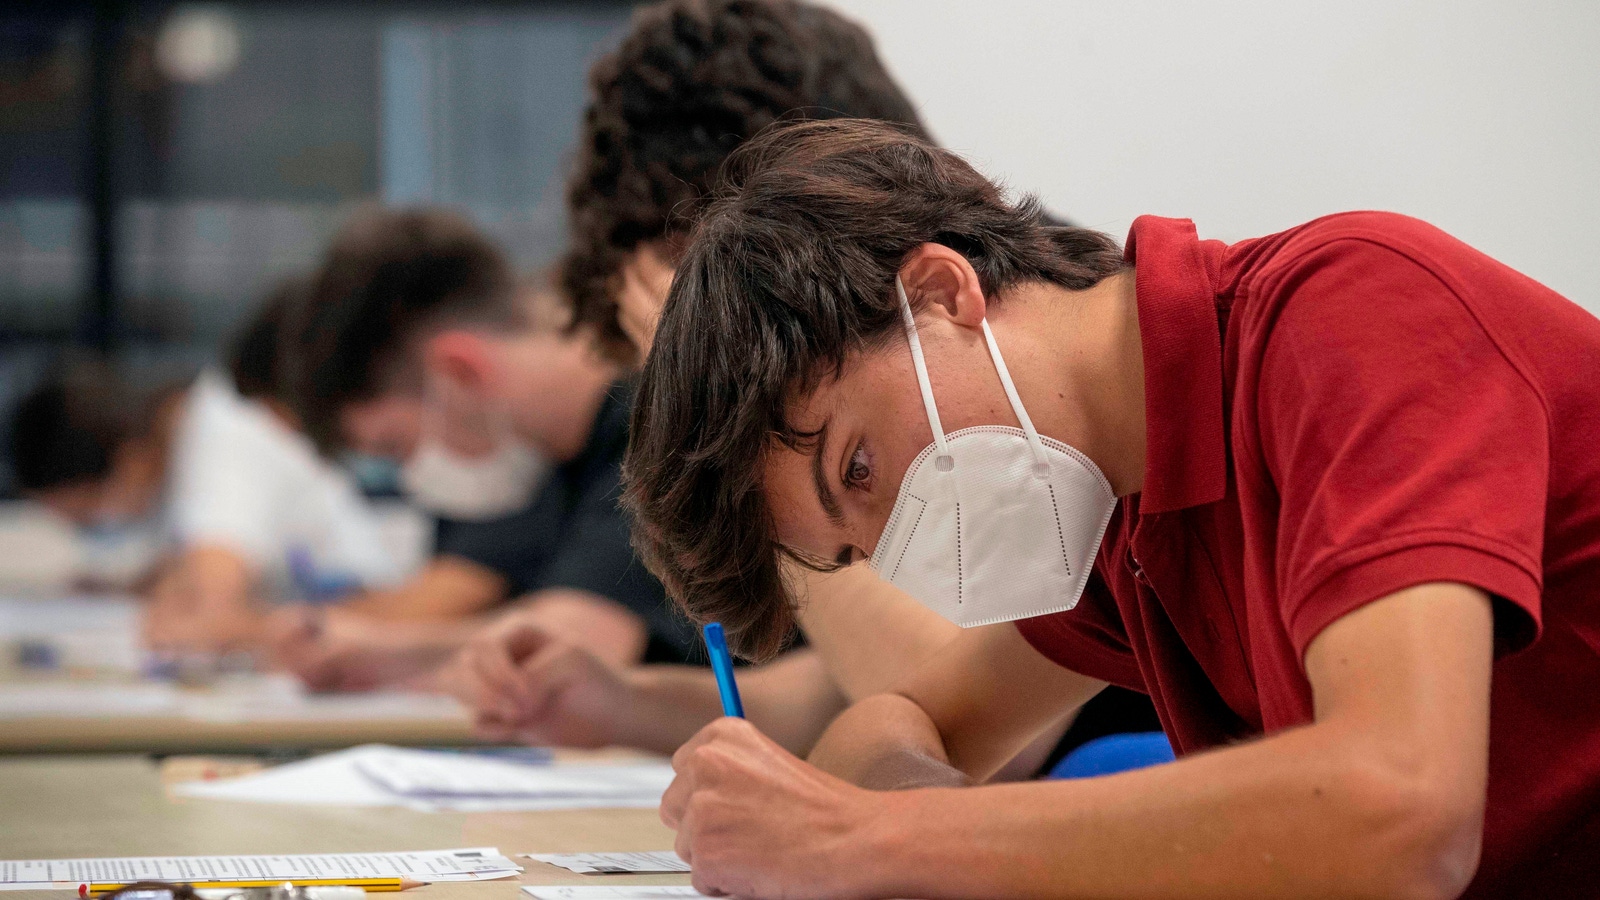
[1245,211,1484,294]
[572,379,637,474]
[1233,212,1496,346]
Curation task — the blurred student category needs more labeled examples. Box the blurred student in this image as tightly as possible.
[270,207,694,691]
[630,119,1600,899]
[8,287,400,652]
[440,0,1158,765]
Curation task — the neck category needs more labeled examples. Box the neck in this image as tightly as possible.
[1001,269,1146,496]
[502,332,621,462]
[149,389,189,484]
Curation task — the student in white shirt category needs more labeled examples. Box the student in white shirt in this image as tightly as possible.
[8,287,402,652]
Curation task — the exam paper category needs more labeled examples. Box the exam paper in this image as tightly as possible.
[176,745,672,811]
[173,745,401,806]
[524,883,707,890]
[0,848,522,891]
[358,746,672,799]
[525,852,689,875]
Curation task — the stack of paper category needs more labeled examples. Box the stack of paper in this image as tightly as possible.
[176,744,674,812]
[0,848,521,890]
[524,883,707,890]
[526,852,689,875]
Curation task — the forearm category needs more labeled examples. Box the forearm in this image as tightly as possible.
[808,693,969,790]
[869,723,1475,900]
[793,564,956,701]
[619,650,847,756]
[167,544,254,610]
[741,650,848,753]
[337,557,507,620]
[327,606,488,653]
[499,589,648,669]
[145,544,262,649]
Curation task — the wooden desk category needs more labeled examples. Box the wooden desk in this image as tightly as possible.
[0,711,478,755]
[0,668,481,755]
[0,754,688,899]
[0,595,481,755]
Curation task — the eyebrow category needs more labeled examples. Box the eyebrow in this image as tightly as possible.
[809,418,847,528]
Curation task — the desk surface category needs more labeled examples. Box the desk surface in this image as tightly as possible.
[0,712,479,755]
[0,754,689,899]
[0,594,481,755]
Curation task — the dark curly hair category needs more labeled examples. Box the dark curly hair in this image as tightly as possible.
[561,0,930,364]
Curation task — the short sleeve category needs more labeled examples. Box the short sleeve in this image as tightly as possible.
[534,462,696,661]
[1016,568,1145,691]
[167,385,284,567]
[434,504,555,595]
[1254,238,1547,657]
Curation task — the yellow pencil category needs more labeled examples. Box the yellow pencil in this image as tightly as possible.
[78,878,426,894]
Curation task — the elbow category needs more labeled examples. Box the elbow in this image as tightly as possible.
[1338,760,1484,900]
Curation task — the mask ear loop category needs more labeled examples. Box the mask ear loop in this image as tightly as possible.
[980,319,1053,479]
[896,278,954,471]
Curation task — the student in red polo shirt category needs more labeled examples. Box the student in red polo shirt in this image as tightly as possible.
[622,118,1600,900]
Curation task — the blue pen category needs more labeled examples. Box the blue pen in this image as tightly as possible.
[703,622,745,718]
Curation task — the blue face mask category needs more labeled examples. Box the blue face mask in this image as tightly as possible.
[78,512,143,544]
[343,453,404,496]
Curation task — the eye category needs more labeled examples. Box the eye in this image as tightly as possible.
[843,440,873,492]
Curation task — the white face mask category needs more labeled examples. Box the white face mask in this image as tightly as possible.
[866,278,1118,627]
[400,436,550,521]
[399,378,551,521]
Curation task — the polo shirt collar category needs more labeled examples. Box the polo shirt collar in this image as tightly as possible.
[1125,215,1229,515]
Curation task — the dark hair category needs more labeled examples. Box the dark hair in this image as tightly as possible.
[228,276,308,402]
[10,360,155,492]
[560,0,930,365]
[290,207,517,455]
[623,119,1125,660]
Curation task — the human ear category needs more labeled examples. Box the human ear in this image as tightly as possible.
[422,330,495,398]
[897,243,989,328]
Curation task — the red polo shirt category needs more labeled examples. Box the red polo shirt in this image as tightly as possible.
[1017,212,1600,897]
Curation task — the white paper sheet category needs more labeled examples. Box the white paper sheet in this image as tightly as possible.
[0,848,521,891]
[523,889,707,900]
[358,746,672,799]
[173,745,402,807]
[175,745,671,812]
[524,852,688,875]
[0,595,139,638]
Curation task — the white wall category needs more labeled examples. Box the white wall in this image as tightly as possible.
[828,0,1600,311]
